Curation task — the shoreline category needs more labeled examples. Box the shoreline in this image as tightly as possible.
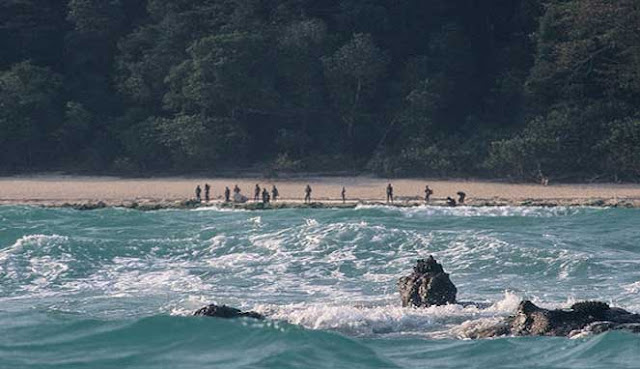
[2,198,639,211]
[2,175,640,210]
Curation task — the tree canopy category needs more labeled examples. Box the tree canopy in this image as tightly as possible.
[1,0,640,181]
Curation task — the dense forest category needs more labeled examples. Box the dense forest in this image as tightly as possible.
[1,0,640,181]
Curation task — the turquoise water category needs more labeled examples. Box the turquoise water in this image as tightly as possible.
[1,205,640,368]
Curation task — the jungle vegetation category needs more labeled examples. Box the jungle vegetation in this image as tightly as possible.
[2,0,640,181]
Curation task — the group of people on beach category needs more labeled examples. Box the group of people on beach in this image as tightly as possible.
[195,183,279,204]
[252,184,279,204]
[194,183,315,204]
[194,183,466,206]
[386,183,465,206]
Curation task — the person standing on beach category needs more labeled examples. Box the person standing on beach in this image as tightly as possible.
[304,185,312,203]
[386,183,393,203]
[341,187,346,203]
[233,184,240,194]
[195,185,202,202]
[457,191,466,204]
[272,185,279,201]
[425,185,433,203]
[224,187,231,202]
[254,184,261,202]
[204,183,211,202]
[262,188,270,204]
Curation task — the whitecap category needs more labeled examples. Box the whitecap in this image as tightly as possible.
[355,204,589,218]
[0,234,69,263]
[256,297,518,338]
[192,206,247,212]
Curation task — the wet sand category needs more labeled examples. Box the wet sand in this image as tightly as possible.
[1,175,640,209]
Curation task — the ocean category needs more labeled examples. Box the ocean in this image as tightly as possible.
[1,205,639,368]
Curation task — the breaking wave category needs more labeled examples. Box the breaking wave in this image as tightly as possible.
[1,205,640,368]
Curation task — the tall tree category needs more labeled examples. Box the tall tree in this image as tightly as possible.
[323,33,389,161]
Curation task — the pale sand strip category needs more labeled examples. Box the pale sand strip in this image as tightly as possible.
[1,175,640,208]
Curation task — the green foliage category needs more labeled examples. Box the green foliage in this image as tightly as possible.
[0,1,68,69]
[151,114,248,170]
[67,0,124,37]
[323,33,389,158]
[0,61,64,170]
[57,101,93,161]
[600,119,640,180]
[3,0,640,180]
[272,152,304,172]
[164,32,277,116]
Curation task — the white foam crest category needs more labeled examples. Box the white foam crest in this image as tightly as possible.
[325,248,357,263]
[67,257,212,298]
[248,216,262,226]
[249,221,357,253]
[0,234,69,263]
[435,230,591,282]
[207,252,265,269]
[253,292,520,339]
[0,235,72,291]
[622,281,640,294]
[248,221,401,278]
[257,300,511,337]
[353,204,399,211]
[169,295,215,316]
[24,255,71,291]
[192,206,247,212]
[208,234,228,249]
[484,291,523,313]
[448,317,509,339]
[355,204,585,218]
[436,232,516,271]
[305,218,319,227]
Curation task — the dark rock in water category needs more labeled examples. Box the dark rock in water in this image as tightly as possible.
[467,300,640,338]
[72,201,107,211]
[194,304,264,320]
[583,321,640,335]
[510,300,640,336]
[398,256,457,307]
[466,300,640,338]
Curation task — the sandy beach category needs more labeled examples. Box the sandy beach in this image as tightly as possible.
[1,175,640,208]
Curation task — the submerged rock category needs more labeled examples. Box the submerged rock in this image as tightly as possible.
[193,304,264,320]
[471,300,640,338]
[398,256,457,307]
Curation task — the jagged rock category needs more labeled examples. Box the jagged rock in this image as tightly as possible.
[398,256,457,307]
[465,300,639,338]
[509,300,640,336]
[193,304,264,320]
[466,300,640,338]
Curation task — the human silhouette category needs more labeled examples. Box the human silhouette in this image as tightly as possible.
[446,197,457,207]
[224,187,231,202]
[204,183,211,202]
[304,185,312,203]
[272,185,279,201]
[425,185,433,202]
[195,185,202,202]
[254,184,261,202]
[341,187,346,203]
[262,188,270,204]
[457,191,466,204]
[386,183,393,203]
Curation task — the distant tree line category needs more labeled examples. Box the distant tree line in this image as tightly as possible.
[1,0,640,181]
